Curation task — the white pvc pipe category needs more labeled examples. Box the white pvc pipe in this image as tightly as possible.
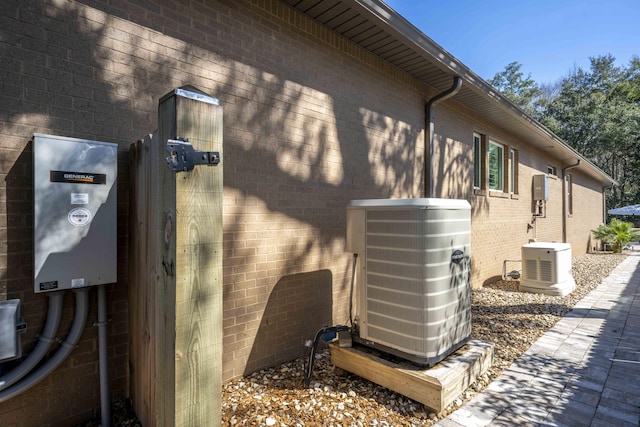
[0,291,64,391]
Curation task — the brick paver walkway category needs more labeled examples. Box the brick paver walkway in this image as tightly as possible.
[437,251,640,427]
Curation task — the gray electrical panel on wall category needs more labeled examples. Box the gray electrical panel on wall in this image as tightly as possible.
[33,134,117,293]
[533,174,549,201]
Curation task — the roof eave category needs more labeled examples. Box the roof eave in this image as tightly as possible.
[349,0,617,186]
[283,0,617,187]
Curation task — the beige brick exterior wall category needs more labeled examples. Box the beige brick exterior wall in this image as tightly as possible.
[431,104,604,285]
[0,0,608,423]
[566,172,606,252]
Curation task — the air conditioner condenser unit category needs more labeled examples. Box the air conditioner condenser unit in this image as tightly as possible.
[346,198,471,367]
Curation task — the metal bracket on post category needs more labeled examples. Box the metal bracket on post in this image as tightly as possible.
[165,137,220,172]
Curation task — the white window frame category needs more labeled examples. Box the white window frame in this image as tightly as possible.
[473,133,481,189]
[566,173,573,215]
[488,140,504,192]
[509,148,517,194]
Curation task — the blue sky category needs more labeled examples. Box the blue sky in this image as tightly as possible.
[384,0,640,85]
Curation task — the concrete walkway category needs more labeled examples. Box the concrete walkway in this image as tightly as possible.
[437,251,640,427]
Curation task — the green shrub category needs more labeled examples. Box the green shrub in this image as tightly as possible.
[592,218,640,252]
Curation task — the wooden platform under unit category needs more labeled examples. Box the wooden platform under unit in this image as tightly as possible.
[330,339,493,413]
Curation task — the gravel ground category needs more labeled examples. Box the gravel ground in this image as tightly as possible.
[82,252,628,426]
[221,252,628,426]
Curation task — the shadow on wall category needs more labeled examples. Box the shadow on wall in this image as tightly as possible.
[243,270,333,376]
[3,0,457,395]
[2,4,187,424]
[438,134,473,201]
[3,141,53,354]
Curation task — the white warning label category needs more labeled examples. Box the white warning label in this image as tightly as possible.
[68,207,92,226]
[70,193,89,204]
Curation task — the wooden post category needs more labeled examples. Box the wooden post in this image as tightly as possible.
[129,86,223,426]
[129,134,155,427]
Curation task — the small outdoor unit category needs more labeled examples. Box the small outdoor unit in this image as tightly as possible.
[346,198,471,366]
[520,242,575,296]
[532,174,549,201]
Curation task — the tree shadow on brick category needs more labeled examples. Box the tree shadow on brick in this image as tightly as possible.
[243,269,333,376]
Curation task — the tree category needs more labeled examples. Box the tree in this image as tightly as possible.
[539,55,640,209]
[490,55,640,209]
[488,61,542,116]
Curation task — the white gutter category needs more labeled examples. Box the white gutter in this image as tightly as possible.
[344,0,617,188]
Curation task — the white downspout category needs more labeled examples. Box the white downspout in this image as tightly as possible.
[425,76,462,198]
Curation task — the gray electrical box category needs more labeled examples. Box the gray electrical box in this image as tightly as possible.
[33,134,117,293]
[533,174,549,201]
[0,299,22,361]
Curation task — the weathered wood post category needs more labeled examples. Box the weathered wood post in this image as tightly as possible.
[129,85,223,426]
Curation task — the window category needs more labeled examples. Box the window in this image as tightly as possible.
[473,133,481,189]
[566,173,573,215]
[474,134,518,196]
[509,148,518,194]
[488,140,504,191]
[547,165,556,176]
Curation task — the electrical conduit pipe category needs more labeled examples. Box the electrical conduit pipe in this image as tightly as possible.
[0,291,64,391]
[0,288,90,403]
[97,284,111,427]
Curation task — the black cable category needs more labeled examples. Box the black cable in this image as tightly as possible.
[349,253,358,326]
[303,254,358,388]
[303,325,350,388]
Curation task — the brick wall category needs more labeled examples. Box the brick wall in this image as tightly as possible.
[567,171,605,252]
[1,0,428,422]
[1,0,137,424]
[0,0,608,423]
[431,103,600,285]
